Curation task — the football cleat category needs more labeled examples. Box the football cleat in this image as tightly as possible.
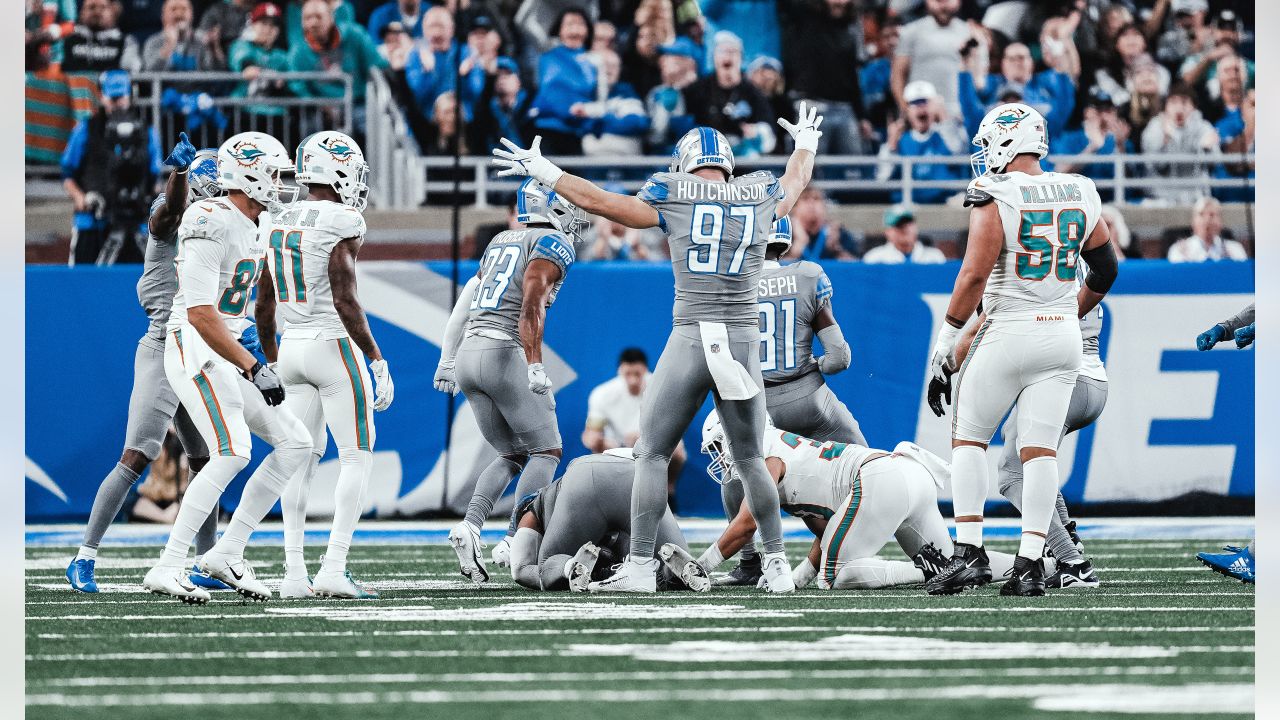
[313,568,379,599]
[758,552,795,593]
[1064,520,1086,555]
[713,555,763,586]
[198,551,271,601]
[143,564,211,605]
[1044,559,1100,589]
[66,558,98,593]
[588,556,658,593]
[492,536,512,569]
[566,542,601,592]
[189,563,231,591]
[278,569,315,599]
[925,542,992,595]
[658,543,711,592]
[1197,545,1254,584]
[448,522,489,584]
[912,543,950,581]
[1000,555,1046,596]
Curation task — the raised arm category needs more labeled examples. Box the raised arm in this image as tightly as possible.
[775,102,824,217]
[150,133,197,239]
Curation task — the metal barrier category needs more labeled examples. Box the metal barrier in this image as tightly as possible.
[364,70,425,210]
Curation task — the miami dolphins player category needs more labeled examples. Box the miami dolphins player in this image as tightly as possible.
[433,178,586,584]
[260,131,394,599]
[716,214,865,586]
[142,132,313,604]
[67,134,253,593]
[492,105,825,593]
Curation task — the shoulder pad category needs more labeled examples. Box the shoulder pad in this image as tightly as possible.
[532,231,576,268]
[330,205,366,239]
[637,173,673,205]
[964,178,997,208]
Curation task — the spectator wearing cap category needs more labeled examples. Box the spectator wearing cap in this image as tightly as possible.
[229,2,292,135]
[892,0,969,117]
[288,0,386,136]
[782,0,868,154]
[1050,89,1132,194]
[197,0,255,59]
[878,80,964,206]
[684,31,775,159]
[579,50,649,157]
[1094,23,1169,109]
[1156,0,1210,68]
[404,6,466,129]
[793,186,861,261]
[860,19,901,139]
[62,0,142,74]
[702,0,780,67]
[459,14,505,113]
[471,56,533,152]
[863,206,945,264]
[958,41,1075,141]
[142,0,221,74]
[376,20,412,67]
[1179,10,1254,100]
[746,56,788,140]
[1168,197,1247,262]
[367,0,425,41]
[530,7,596,155]
[1141,83,1219,205]
[644,37,700,155]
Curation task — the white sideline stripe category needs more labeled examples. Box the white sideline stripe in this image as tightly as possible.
[29,665,1248,689]
[24,683,1255,711]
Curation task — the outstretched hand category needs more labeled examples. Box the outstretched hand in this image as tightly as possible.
[777,101,824,153]
[491,136,564,187]
[164,131,197,172]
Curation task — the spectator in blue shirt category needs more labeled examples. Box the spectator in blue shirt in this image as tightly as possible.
[367,0,426,40]
[531,7,595,156]
[404,6,468,127]
[471,56,533,152]
[878,80,964,206]
[645,37,700,155]
[860,19,901,139]
[701,0,780,67]
[793,187,861,261]
[1213,87,1253,202]
[958,41,1075,141]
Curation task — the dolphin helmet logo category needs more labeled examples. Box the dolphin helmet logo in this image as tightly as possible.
[993,109,1027,128]
[227,141,267,167]
[319,135,357,163]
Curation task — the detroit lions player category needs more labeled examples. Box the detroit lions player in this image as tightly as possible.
[492,106,825,593]
[262,131,394,599]
[433,178,586,584]
[924,103,1118,597]
[142,132,313,604]
[67,135,243,593]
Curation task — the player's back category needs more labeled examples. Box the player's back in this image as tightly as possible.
[468,227,577,339]
[168,197,263,333]
[971,170,1102,321]
[263,199,366,340]
[758,260,832,383]
[639,170,784,327]
[766,428,879,521]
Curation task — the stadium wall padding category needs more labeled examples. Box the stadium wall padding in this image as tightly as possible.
[26,260,1254,522]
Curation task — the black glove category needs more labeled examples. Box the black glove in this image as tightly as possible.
[250,361,285,406]
[927,367,953,418]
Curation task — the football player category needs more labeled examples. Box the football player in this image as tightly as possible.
[491,105,826,593]
[262,131,394,599]
[433,178,587,584]
[924,103,1118,596]
[142,132,313,604]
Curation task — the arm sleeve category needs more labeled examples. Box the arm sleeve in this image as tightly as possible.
[816,324,851,375]
[178,235,225,308]
[1220,304,1256,333]
[60,121,88,180]
[439,275,480,366]
[814,271,833,310]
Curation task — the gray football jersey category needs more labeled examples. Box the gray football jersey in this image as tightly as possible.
[468,227,579,338]
[137,193,180,343]
[638,170,784,326]
[758,260,833,383]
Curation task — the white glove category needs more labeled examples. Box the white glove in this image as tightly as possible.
[792,557,817,589]
[527,362,552,394]
[370,359,394,411]
[491,136,565,187]
[777,101,824,153]
[433,361,458,395]
[929,323,961,382]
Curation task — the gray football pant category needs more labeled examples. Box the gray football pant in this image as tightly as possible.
[998,376,1108,564]
[631,324,783,559]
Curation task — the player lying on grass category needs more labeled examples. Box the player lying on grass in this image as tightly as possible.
[696,412,1017,589]
[509,449,710,592]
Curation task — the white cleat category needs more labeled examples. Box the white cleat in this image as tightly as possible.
[659,543,711,592]
[448,522,489,584]
[491,537,512,569]
[565,542,601,592]
[198,551,272,601]
[313,568,380,599]
[758,552,796,594]
[143,564,211,605]
[587,556,658,593]
[279,571,315,600]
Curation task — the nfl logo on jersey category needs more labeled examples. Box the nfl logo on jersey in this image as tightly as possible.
[710,343,720,354]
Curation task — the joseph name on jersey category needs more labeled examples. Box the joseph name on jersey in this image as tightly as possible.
[167,198,265,335]
[764,428,879,521]
[758,260,833,384]
[468,228,577,339]
[965,171,1101,321]
[638,170,784,327]
[263,200,367,340]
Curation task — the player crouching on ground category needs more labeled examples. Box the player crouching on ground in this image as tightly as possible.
[698,411,1019,589]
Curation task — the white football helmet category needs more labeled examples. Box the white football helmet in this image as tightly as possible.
[701,410,733,485]
[217,132,294,207]
[516,177,586,241]
[295,130,371,211]
[187,149,223,203]
[970,102,1048,177]
[671,126,735,176]
[767,214,793,252]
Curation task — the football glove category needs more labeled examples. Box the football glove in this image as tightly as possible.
[433,362,458,395]
[370,359,394,411]
[491,136,565,187]
[527,362,552,395]
[927,366,953,418]
[929,323,960,383]
[250,362,285,406]
[164,131,197,172]
[1196,324,1227,351]
[777,101,824,153]
[1235,323,1255,348]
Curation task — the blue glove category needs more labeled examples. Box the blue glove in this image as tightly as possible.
[238,325,266,363]
[1196,324,1227,351]
[1234,323,1255,348]
[164,131,197,172]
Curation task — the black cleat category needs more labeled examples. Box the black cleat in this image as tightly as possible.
[912,543,950,581]
[1064,520,1086,555]
[1045,559,1100,589]
[713,556,763,586]
[925,543,992,595]
[1000,555,1046,596]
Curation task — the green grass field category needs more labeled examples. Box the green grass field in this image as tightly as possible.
[26,537,1254,719]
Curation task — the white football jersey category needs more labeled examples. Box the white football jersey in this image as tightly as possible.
[764,428,880,521]
[967,171,1102,321]
[168,198,265,334]
[262,199,367,340]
